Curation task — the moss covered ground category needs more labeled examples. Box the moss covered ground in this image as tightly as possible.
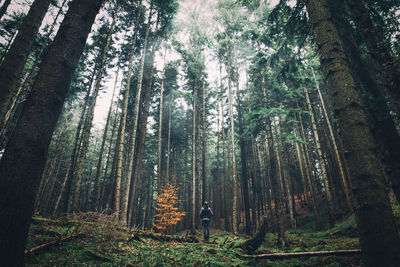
[25,212,365,267]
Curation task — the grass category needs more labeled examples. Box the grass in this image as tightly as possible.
[25,213,362,267]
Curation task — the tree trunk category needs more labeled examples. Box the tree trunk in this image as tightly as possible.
[346,0,400,111]
[117,3,152,222]
[241,215,269,253]
[191,84,197,233]
[304,86,335,226]
[226,53,238,233]
[115,1,142,224]
[129,31,159,225]
[0,0,69,146]
[330,2,400,203]
[311,69,353,211]
[0,0,103,264]
[0,0,53,130]
[236,80,251,235]
[60,68,96,212]
[157,51,166,196]
[72,12,116,212]
[305,0,400,265]
[0,0,11,21]
[201,79,207,203]
[91,67,119,212]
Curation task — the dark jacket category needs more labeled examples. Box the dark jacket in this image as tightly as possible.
[200,207,214,221]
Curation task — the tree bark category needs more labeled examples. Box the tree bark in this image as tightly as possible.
[72,12,116,212]
[304,86,335,226]
[311,69,353,211]
[346,0,400,111]
[91,66,119,211]
[0,0,53,130]
[117,3,152,221]
[115,0,142,224]
[201,79,207,203]
[191,84,197,233]
[129,30,159,225]
[226,53,238,233]
[236,79,251,235]
[0,0,103,265]
[305,0,400,265]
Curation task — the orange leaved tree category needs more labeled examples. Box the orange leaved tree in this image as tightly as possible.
[154,182,186,233]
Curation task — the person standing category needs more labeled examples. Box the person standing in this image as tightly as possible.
[200,201,214,241]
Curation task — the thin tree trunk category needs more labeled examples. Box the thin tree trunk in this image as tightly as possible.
[236,77,251,235]
[191,84,197,233]
[221,85,228,230]
[117,3,152,221]
[91,67,119,211]
[311,69,353,211]
[53,165,70,215]
[157,50,167,195]
[226,53,238,233]
[129,29,159,225]
[0,0,103,264]
[61,67,96,213]
[112,0,141,222]
[305,0,400,265]
[72,12,116,212]
[201,79,207,203]
[304,86,335,226]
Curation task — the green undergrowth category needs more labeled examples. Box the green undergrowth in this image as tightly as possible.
[25,213,364,267]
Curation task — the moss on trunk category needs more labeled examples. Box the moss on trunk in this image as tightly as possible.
[305,0,400,266]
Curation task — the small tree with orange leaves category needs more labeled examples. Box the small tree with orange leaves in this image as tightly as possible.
[154,182,186,233]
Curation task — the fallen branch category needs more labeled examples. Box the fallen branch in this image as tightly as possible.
[25,231,87,255]
[239,249,361,259]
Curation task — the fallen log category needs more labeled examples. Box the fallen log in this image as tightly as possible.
[25,231,87,255]
[239,249,361,259]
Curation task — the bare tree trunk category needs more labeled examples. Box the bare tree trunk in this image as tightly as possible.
[346,0,400,111]
[0,0,53,129]
[191,84,197,233]
[72,12,117,212]
[201,79,207,202]
[157,50,167,194]
[91,67,119,211]
[0,0,69,145]
[304,86,335,226]
[311,69,353,211]
[129,29,159,225]
[118,3,153,223]
[0,0,103,264]
[115,1,142,224]
[306,0,400,265]
[226,54,238,233]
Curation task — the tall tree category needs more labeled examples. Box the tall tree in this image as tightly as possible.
[305,0,400,265]
[118,1,152,224]
[0,0,53,130]
[0,0,103,264]
[72,11,117,212]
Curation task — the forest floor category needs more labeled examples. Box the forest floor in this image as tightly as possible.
[25,213,368,266]
[25,195,400,266]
